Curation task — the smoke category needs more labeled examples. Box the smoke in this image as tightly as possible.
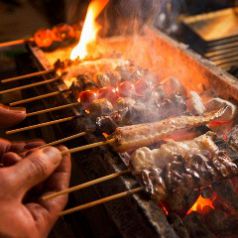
[100,0,186,36]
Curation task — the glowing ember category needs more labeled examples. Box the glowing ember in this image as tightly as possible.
[70,0,109,60]
[187,194,216,215]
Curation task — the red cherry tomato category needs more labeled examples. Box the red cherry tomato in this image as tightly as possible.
[118,81,135,97]
[98,86,119,103]
[79,90,98,106]
[135,79,153,96]
[34,29,54,48]
[52,24,76,42]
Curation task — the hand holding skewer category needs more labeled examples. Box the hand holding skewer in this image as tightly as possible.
[0,104,72,237]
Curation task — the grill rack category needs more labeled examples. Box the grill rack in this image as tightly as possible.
[3,42,177,238]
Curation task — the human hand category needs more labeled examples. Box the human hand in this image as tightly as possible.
[0,145,71,238]
[0,104,26,129]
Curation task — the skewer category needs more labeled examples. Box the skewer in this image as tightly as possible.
[62,138,116,155]
[38,131,87,149]
[60,187,143,216]
[0,77,60,95]
[6,116,76,135]
[26,102,80,117]
[1,69,55,84]
[10,90,63,106]
[43,169,130,201]
[0,38,26,48]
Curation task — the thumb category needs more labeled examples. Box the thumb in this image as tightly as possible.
[0,104,26,129]
[8,146,63,195]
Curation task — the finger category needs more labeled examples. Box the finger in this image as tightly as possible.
[38,146,71,213]
[0,138,11,157]
[10,141,27,153]
[24,139,45,150]
[7,146,63,195]
[0,104,26,129]
[25,147,71,237]
[2,152,22,166]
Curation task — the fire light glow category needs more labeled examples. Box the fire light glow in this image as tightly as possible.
[187,193,216,215]
[70,0,109,60]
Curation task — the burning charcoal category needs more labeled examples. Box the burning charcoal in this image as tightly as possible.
[184,213,216,238]
[187,91,205,115]
[88,99,113,118]
[206,98,237,121]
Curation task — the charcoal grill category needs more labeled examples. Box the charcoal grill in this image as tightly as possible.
[2,27,238,238]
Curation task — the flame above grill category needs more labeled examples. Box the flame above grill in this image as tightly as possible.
[70,0,109,60]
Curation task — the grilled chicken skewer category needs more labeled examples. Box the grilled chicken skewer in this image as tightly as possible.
[58,107,228,155]
[54,128,238,216]
[130,131,238,214]
[110,106,227,152]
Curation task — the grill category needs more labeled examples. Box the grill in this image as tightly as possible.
[181,7,238,72]
[2,25,238,238]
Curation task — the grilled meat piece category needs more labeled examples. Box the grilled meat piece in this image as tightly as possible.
[187,91,205,115]
[130,133,238,214]
[111,107,227,152]
[70,74,98,97]
[88,98,114,118]
[130,132,218,173]
[228,125,238,152]
[206,97,237,121]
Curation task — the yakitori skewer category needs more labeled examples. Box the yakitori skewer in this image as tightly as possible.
[0,38,26,48]
[6,116,76,135]
[59,107,227,155]
[60,187,143,216]
[43,169,130,201]
[39,131,87,149]
[10,90,64,106]
[1,69,54,84]
[0,77,60,95]
[26,102,80,117]
[62,139,117,155]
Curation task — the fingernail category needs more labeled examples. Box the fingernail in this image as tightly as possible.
[10,107,26,114]
[43,147,61,164]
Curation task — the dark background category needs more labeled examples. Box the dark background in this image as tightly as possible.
[0,0,235,41]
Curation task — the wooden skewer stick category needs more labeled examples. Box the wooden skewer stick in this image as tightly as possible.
[10,90,62,106]
[0,38,26,48]
[6,116,75,135]
[62,138,117,155]
[1,69,55,84]
[39,131,87,149]
[26,102,80,117]
[43,169,130,201]
[0,77,60,95]
[60,187,143,216]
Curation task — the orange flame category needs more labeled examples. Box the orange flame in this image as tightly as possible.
[70,0,109,60]
[187,194,216,215]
